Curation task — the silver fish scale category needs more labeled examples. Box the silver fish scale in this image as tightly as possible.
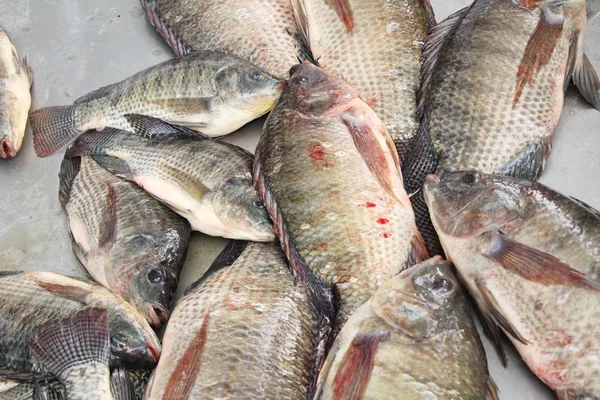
[147,0,301,79]
[145,243,317,399]
[300,0,430,155]
[425,0,585,178]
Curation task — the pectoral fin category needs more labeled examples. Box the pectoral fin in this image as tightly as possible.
[573,53,600,110]
[483,231,600,291]
[22,55,33,86]
[98,186,118,248]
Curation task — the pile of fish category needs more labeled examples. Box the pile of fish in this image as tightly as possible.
[0,0,599,398]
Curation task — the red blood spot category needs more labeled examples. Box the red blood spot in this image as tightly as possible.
[362,202,376,208]
[380,232,391,239]
[376,218,389,225]
[308,144,326,161]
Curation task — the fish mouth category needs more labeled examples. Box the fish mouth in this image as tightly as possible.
[0,136,15,158]
[145,303,170,327]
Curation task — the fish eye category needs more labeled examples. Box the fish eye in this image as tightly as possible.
[293,75,309,85]
[431,276,453,294]
[461,172,479,185]
[254,200,265,209]
[251,70,265,81]
[147,268,164,284]
[112,334,127,350]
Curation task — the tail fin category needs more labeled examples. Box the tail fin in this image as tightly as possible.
[28,307,110,379]
[30,105,84,157]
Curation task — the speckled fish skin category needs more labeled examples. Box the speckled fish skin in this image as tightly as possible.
[140,0,303,79]
[254,63,428,327]
[291,0,433,158]
[67,116,274,242]
[144,242,332,400]
[0,28,32,158]
[316,258,491,400]
[425,170,600,399]
[31,51,282,157]
[0,271,161,375]
[59,156,191,327]
[420,0,590,180]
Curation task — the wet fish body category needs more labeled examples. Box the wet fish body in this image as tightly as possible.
[254,63,428,326]
[425,170,600,398]
[140,0,303,79]
[59,156,191,326]
[0,28,32,158]
[419,0,599,179]
[67,115,274,242]
[0,270,161,375]
[144,241,333,399]
[316,258,492,400]
[31,51,282,157]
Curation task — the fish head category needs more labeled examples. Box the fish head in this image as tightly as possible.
[216,63,283,115]
[370,257,460,339]
[423,170,529,238]
[107,232,184,327]
[285,63,358,117]
[0,92,25,158]
[107,308,162,368]
[213,176,275,241]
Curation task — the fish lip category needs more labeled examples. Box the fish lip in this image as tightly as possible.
[146,303,170,327]
[0,136,15,158]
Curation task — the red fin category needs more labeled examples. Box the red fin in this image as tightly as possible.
[34,280,91,303]
[341,110,401,203]
[332,333,389,399]
[483,232,600,291]
[98,186,117,248]
[408,234,430,267]
[162,311,210,400]
[325,0,354,34]
[513,12,564,108]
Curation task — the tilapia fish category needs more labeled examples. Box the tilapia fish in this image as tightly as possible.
[29,308,135,400]
[0,27,32,158]
[419,0,600,180]
[59,156,191,327]
[140,0,304,79]
[0,271,161,376]
[254,63,428,327]
[425,170,600,399]
[67,115,274,242]
[144,241,334,399]
[291,0,434,157]
[316,257,494,400]
[31,51,283,157]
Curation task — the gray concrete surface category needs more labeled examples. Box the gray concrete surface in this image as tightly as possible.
[0,1,598,398]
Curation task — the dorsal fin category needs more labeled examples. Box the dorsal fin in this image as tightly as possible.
[74,81,122,104]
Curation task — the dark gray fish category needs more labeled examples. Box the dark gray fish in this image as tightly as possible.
[67,115,274,242]
[143,241,334,399]
[31,51,282,157]
[59,155,191,327]
[0,271,161,376]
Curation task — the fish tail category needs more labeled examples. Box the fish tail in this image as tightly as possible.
[31,104,88,157]
[27,307,110,379]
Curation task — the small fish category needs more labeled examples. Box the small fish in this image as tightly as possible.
[419,0,599,180]
[144,241,334,399]
[254,63,428,327]
[31,51,283,157]
[0,27,32,158]
[59,155,191,327]
[316,257,495,400]
[140,0,305,79]
[67,115,274,242]
[425,170,600,398]
[0,271,161,377]
[29,308,135,400]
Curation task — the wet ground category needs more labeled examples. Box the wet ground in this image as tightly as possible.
[1,1,599,398]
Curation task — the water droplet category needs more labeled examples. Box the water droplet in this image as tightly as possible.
[387,21,400,33]
[569,110,575,116]
[234,8,249,20]
[300,223,311,230]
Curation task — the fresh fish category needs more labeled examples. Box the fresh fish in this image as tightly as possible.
[144,241,334,399]
[254,63,428,327]
[0,270,161,376]
[30,51,283,157]
[67,115,274,242]
[291,0,435,158]
[424,170,600,398]
[316,257,495,400]
[140,0,304,79]
[59,155,191,327]
[0,27,32,158]
[29,308,135,400]
[419,0,599,180]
